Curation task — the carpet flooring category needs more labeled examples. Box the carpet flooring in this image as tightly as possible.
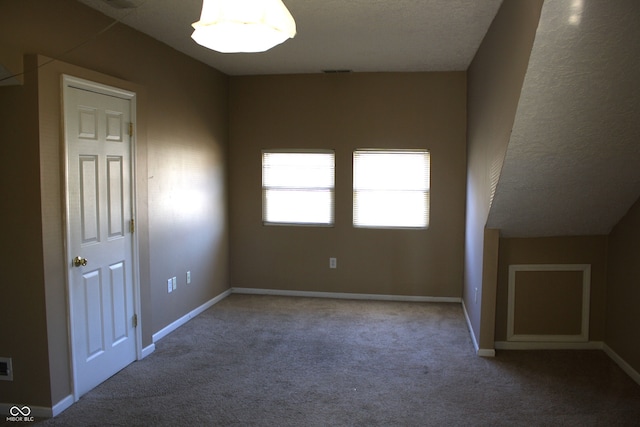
[33,294,640,426]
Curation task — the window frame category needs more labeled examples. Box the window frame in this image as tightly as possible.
[352,148,430,230]
[262,149,336,227]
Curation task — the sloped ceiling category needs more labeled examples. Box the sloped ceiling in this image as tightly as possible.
[487,0,640,237]
[73,0,639,238]
[75,0,503,75]
[0,64,20,86]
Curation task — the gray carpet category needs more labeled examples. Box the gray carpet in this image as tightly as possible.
[35,294,640,426]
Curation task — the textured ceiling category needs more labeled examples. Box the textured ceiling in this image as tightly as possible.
[73,0,639,238]
[487,0,640,237]
[75,0,503,75]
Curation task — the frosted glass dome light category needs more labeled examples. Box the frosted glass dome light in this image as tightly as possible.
[191,0,297,53]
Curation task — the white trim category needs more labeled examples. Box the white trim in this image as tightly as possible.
[0,394,74,418]
[63,75,136,99]
[128,98,143,362]
[141,343,156,359]
[495,341,604,350]
[52,394,74,417]
[231,287,461,303]
[461,299,495,357]
[152,289,232,343]
[0,403,50,418]
[603,344,640,387]
[461,299,479,352]
[61,74,140,402]
[507,264,591,343]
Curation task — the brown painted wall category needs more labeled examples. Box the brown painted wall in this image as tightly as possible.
[465,0,543,350]
[0,0,228,407]
[512,270,584,336]
[229,73,466,297]
[496,236,608,342]
[607,197,640,372]
[0,57,51,406]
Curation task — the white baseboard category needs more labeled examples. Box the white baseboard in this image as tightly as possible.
[495,341,640,386]
[461,299,479,352]
[231,287,461,303]
[140,343,155,359]
[152,288,232,343]
[461,299,495,357]
[1,290,232,420]
[494,341,604,350]
[603,344,640,387]
[477,348,496,357]
[52,394,74,417]
[0,394,73,419]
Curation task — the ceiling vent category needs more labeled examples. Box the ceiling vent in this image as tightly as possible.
[100,0,145,9]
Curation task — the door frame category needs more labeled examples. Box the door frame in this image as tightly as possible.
[61,74,142,401]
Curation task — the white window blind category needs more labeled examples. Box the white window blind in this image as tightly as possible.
[353,149,430,228]
[262,150,335,226]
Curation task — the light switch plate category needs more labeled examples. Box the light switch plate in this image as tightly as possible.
[168,278,172,293]
[172,277,177,290]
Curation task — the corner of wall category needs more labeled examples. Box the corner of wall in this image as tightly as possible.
[605,196,640,380]
[479,228,500,351]
[0,45,24,86]
[464,0,544,356]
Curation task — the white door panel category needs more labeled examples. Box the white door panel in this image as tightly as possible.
[64,80,137,398]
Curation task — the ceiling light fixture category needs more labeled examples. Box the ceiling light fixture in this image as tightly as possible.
[191,0,296,53]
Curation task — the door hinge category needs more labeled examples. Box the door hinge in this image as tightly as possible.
[133,313,138,328]
[130,218,135,233]
[129,122,134,137]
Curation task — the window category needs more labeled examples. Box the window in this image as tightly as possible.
[353,149,430,228]
[262,150,335,226]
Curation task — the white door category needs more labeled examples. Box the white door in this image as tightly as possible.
[63,77,137,398]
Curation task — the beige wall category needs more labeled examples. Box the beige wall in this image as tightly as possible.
[2,0,637,414]
[496,236,608,342]
[464,0,543,351]
[512,270,584,336]
[229,73,466,297]
[607,197,640,373]
[0,0,228,408]
[0,57,51,406]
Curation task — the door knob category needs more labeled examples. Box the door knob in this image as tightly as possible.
[73,256,88,267]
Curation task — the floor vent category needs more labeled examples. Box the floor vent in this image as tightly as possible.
[0,357,13,381]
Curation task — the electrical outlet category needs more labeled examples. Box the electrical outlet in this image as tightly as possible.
[167,278,172,293]
[172,277,177,291]
[329,257,337,269]
[186,271,191,284]
[0,357,13,381]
